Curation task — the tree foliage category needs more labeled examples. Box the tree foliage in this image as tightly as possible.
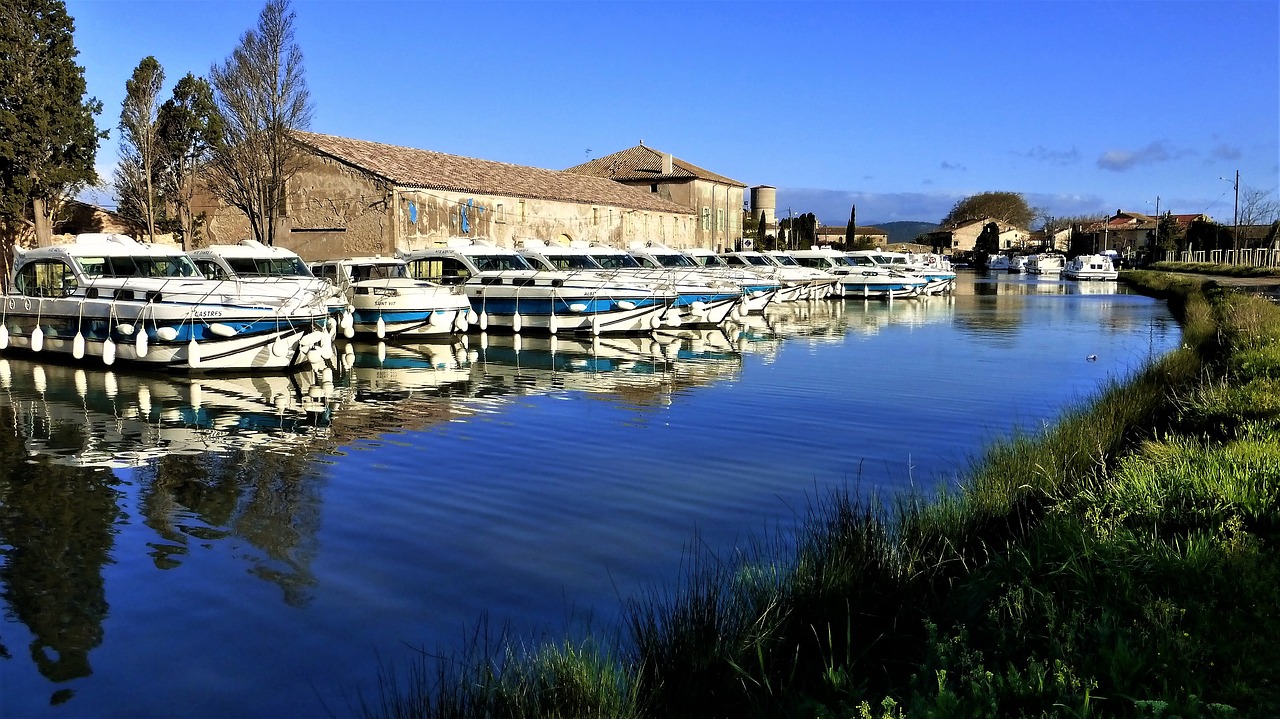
[205,0,312,246]
[973,221,1001,266]
[156,74,221,248]
[115,55,164,240]
[0,0,105,249]
[940,191,1036,230]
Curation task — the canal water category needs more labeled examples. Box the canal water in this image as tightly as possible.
[0,272,1180,718]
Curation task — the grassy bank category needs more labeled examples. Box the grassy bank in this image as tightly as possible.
[366,274,1280,719]
[1148,261,1280,279]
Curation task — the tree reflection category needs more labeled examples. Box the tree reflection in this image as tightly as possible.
[0,406,122,692]
[135,446,323,607]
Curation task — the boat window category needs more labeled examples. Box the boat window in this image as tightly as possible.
[77,256,107,276]
[129,256,201,278]
[471,254,533,271]
[15,259,77,297]
[591,253,642,269]
[408,257,471,284]
[652,254,695,268]
[744,255,770,266]
[770,254,798,266]
[352,263,407,281]
[194,259,231,280]
[551,255,603,271]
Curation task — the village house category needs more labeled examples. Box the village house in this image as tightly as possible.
[925,218,1028,254]
[1073,210,1212,257]
[815,225,889,248]
[191,131,698,260]
[564,144,747,252]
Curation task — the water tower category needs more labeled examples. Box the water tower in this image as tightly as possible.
[750,185,776,228]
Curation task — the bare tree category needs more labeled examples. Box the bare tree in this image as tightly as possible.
[205,0,311,246]
[1239,186,1280,231]
[116,56,164,240]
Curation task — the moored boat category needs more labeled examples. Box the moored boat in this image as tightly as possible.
[0,233,333,371]
[402,239,674,334]
[1063,253,1119,280]
[1026,253,1065,275]
[309,256,472,339]
[788,248,927,299]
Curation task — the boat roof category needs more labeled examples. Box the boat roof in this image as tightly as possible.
[191,240,302,260]
[20,234,189,259]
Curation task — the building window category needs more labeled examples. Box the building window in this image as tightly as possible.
[593,207,599,225]
[496,203,505,223]
[701,207,710,230]
[650,183,658,193]
[716,209,725,232]
[519,200,526,222]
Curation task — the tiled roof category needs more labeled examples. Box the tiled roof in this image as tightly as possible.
[564,145,746,187]
[292,131,694,215]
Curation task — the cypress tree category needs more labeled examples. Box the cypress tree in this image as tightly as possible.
[0,0,105,249]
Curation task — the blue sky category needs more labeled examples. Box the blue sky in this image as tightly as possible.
[68,0,1278,227]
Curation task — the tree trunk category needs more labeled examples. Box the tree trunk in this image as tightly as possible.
[32,197,53,247]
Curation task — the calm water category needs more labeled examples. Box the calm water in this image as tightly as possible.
[0,272,1180,718]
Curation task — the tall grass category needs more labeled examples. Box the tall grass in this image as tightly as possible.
[369,275,1280,718]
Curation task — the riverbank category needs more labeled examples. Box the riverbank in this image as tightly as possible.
[367,273,1280,719]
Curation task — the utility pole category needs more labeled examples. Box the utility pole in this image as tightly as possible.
[1233,169,1240,255]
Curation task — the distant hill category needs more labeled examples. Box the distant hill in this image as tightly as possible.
[875,221,939,244]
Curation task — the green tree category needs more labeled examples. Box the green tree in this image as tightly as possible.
[157,74,221,248]
[115,56,165,241]
[0,0,105,250]
[844,203,857,246]
[205,0,312,246]
[973,221,1001,267]
[940,191,1036,229]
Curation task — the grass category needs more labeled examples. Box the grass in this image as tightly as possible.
[367,273,1280,719]
[1147,261,1280,279]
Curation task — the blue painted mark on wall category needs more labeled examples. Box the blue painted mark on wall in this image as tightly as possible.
[408,202,417,224]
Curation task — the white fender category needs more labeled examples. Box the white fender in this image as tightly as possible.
[568,303,588,313]
[454,312,468,332]
[376,315,386,339]
[272,336,288,357]
[209,323,237,337]
[72,331,85,359]
[512,313,522,333]
[649,312,663,330]
[617,300,636,311]
[115,323,136,335]
[0,324,10,350]
[429,310,448,327]
[343,324,355,339]
[479,312,488,331]
[30,326,43,353]
[547,312,558,335]
[340,312,354,331]
[156,326,179,341]
[135,329,149,358]
[591,315,602,336]
[466,308,479,325]
[103,337,116,365]
[187,339,202,368]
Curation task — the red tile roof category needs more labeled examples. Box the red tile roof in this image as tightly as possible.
[565,144,746,187]
[292,131,694,215]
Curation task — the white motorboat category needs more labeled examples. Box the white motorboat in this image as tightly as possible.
[711,250,836,301]
[518,240,741,328]
[0,233,333,371]
[1007,255,1029,273]
[628,242,780,314]
[402,239,674,334]
[1027,253,1066,275]
[788,248,927,299]
[309,256,472,339]
[985,253,1011,271]
[190,239,349,329]
[1063,254,1119,281]
[847,250,956,294]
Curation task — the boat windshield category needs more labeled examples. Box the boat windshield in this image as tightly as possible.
[471,254,533,271]
[742,255,771,267]
[545,255,603,271]
[769,255,799,266]
[77,254,202,278]
[227,257,313,277]
[846,255,879,267]
[351,263,408,281]
[690,254,728,267]
[590,254,642,269]
[646,254,696,268]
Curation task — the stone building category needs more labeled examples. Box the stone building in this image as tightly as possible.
[564,144,747,252]
[925,218,1028,254]
[192,131,697,260]
[816,225,889,248]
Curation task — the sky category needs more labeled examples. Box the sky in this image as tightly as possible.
[66,0,1279,228]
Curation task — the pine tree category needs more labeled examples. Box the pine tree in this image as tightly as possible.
[845,204,856,248]
[0,0,105,249]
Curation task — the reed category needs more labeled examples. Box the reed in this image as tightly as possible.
[370,276,1280,718]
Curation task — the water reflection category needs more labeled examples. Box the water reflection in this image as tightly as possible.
[0,281,1180,716]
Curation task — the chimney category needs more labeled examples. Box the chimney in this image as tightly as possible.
[662,153,673,175]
